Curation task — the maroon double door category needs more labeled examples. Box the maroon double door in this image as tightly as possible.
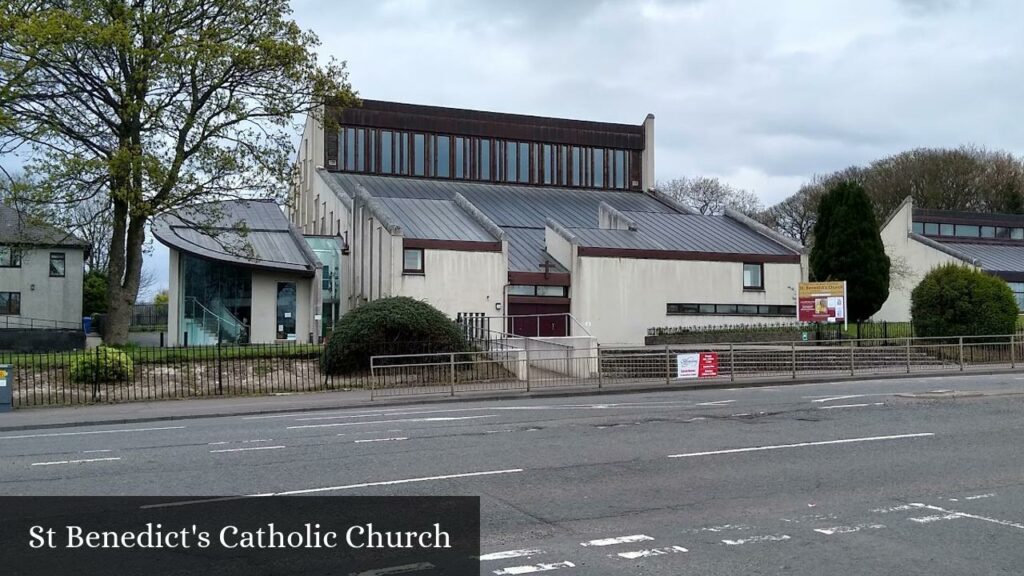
[507,302,570,337]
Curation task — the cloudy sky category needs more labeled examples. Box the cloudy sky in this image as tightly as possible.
[145,0,1023,294]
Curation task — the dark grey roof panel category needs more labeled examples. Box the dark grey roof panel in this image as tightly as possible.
[0,205,88,248]
[619,212,796,255]
[942,242,1024,273]
[376,198,496,242]
[569,228,664,250]
[504,227,569,273]
[153,200,320,275]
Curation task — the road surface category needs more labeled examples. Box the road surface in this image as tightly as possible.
[2,373,1024,575]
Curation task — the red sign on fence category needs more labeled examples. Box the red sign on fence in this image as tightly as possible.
[677,352,719,379]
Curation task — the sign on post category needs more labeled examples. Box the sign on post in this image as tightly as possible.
[676,352,719,379]
[798,281,848,328]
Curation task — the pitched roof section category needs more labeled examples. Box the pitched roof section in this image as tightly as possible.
[503,227,569,274]
[153,199,320,276]
[940,242,1024,273]
[376,197,498,242]
[0,205,88,248]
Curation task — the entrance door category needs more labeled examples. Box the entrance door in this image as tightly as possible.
[507,302,570,337]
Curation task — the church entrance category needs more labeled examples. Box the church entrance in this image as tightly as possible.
[507,302,571,337]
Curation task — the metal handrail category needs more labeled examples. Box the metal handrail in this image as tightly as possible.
[0,315,81,330]
[184,297,243,342]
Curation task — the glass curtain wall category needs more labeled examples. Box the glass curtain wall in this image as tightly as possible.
[181,254,252,344]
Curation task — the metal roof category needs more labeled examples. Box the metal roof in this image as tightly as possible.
[152,200,320,275]
[0,205,88,248]
[615,212,797,255]
[940,242,1024,273]
[503,227,569,273]
[376,197,498,242]
[321,172,676,228]
[568,228,663,250]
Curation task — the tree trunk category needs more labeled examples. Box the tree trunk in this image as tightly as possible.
[105,199,146,345]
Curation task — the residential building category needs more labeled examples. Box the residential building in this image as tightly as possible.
[875,197,1024,321]
[153,200,322,346]
[289,100,806,345]
[0,205,88,330]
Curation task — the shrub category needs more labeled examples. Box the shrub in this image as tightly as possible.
[911,264,1018,337]
[70,346,135,383]
[321,297,469,375]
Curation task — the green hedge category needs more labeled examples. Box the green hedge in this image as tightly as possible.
[911,264,1018,337]
[69,347,134,383]
[321,297,469,375]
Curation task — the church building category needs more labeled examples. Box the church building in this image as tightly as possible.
[286,100,807,345]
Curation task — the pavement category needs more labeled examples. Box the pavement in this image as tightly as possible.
[3,372,1024,574]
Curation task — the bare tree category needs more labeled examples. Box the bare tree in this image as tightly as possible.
[657,176,762,216]
[763,185,823,246]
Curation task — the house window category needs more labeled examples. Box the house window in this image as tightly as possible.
[939,223,954,236]
[507,285,535,296]
[912,221,924,234]
[0,246,22,267]
[536,285,568,297]
[49,253,66,277]
[742,263,764,290]
[1009,282,1024,310]
[403,248,424,274]
[0,292,21,315]
[924,222,939,235]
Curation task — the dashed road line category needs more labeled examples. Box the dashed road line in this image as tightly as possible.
[818,403,884,410]
[31,457,122,466]
[259,469,524,496]
[286,416,496,430]
[667,433,935,458]
[581,534,654,547]
[352,562,435,575]
[210,445,286,453]
[354,437,408,444]
[82,449,112,454]
[615,546,688,559]
[965,493,996,501]
[493,561,575,574]
[814,523,886,535]
[722,534,790,545]
[480,550,544,561]
[910,513,962,524]
[907,503,1024,531]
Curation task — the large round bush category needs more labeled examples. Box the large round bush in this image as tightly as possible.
[911,264,1018,337]
[70,346,134,383]
[321,297,469,374]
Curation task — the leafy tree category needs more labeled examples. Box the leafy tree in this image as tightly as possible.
[809,181,891,322]
[0,0,357,343]
[153,290,169,307]
[911,264,1018,337]
[82,270,108,316]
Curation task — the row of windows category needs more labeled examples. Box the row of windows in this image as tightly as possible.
[667,303,797,316]
[507,285,569,298]
[338,127,633,190]
[913,221,1024,240]
[0,247,66,276]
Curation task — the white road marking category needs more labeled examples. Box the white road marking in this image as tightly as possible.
[814,523,886,535]
[695,399,735,406]
[667,433,934,458]
[581,534,653,547]
[485,429,515,434]
[812,395,868,403]
[818,403,884,410]
[31,457,121,466]
[965,493,996,500]
[82,449,112,453]
[480,550,544,561]
[872,504,919,514]
[208,441,230,445]
[1,426,184,440]
[494,561,575,575]
[910,513,962,524]
[722,534,790,545]
[286,415,496,430]
[907,503,1024,530]
[210,445,286,453]
[354,437,408,443]
[259,469,524,496]
[352,562,435,575]
[682,524,752,533]
[616,546,688,559]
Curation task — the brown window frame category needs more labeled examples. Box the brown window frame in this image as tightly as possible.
[402,247,425,275]
[742,262,764,291]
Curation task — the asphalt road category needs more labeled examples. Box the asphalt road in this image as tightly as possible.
[3,373,1024,575]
